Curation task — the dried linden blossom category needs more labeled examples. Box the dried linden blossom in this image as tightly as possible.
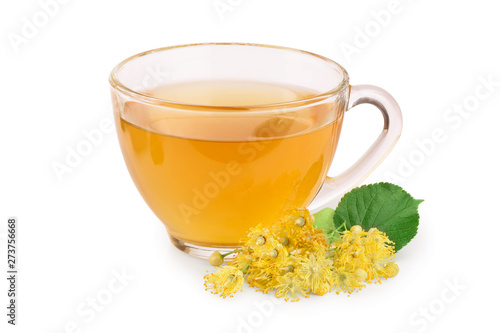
[203,208,398,301]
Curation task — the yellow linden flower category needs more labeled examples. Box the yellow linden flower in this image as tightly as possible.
[298,253,334,295]
[204,211,400,301]
[331,268,365,294]
[248,254,296,293]
[363,228,396,282]
[268,208,329,260]
[231,253,253,271]
[247,269,281,294]
[333,226,396,283]
[365,228,394,258]
[341,226,368,244]
[275,272,308,302]
[260,242,288,261]
[272,208,317,251]
[333,232,370,272]
[204,266,245,298]
[301,234,329,256]
[376,262,399,278]
[244,224,278,255]
[247,246,290,292]
[279,254,299,272]
[354,268,368,281]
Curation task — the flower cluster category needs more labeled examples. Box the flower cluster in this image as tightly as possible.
[204,208,398,301]
[333,225,397,286]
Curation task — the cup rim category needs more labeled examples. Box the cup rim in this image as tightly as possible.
[109,42,349,112]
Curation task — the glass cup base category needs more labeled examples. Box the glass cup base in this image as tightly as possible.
[169,234,239,260]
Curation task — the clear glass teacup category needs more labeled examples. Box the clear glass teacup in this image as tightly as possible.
[109,43,402,258]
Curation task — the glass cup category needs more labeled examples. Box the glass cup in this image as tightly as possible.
[109,43,402,258]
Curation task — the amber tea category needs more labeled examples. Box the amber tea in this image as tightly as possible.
[115,80,344,247]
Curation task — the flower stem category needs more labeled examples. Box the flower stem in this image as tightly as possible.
[221,249,241,258]
[241,260,253,273]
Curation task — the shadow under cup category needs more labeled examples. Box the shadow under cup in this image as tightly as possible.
[109,43,351,258]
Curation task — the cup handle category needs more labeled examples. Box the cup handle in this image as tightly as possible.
[308,84,403,211]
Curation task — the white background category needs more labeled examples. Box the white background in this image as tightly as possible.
[1,0,499,332]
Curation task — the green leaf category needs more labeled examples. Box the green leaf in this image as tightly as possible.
[313,208,342,244]
[333,182,423,252]
[313,208,335,232]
